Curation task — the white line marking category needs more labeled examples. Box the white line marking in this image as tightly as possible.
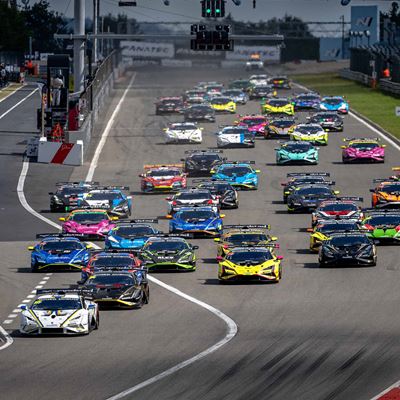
[30,290,36,294]
[12,309,21,314]
[45,273,52,276]
[26,295,35,299]
[7,314,17,319]
[42,277,50,280]
[2,320,12,325]
[0,88,38,121]
[17,304,25,309]
[38,281,46,285]
[22,300,30,303]
[35,285,43,289]
[0,84,24,104]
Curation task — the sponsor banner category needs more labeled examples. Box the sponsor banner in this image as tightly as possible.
[351,5,378,45]
[319,38,343,61]
[121,41,174,59]
[161,59,193,67]
[225,46,280,61]
[175,44,225,60]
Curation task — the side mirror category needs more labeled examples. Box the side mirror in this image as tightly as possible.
[88,304,95,310]
[210,170,215,174]
[163,128,167,131]
[27,246,34,251]
[306,117,310,120]
[340,145,346,149]
[306,228,314,233]
[369,189,375,193]
[127,196,132,200]
[48,192,54,195]
[180,158,185,162]
[334,191,340,195]
[214,238,221,242]
[270,236,278,241]
[255,169,261,173]
[59,217,66,222]
[276,256,284,260]
[111,217,119,221]
[20,305,27,310]
[86,244,93,249]
[220,214,225,218]
[165,196,172,201]
[165,215,173,219]
[139,174,144,178]
[192,245,199,250]
[216,256,224,262]
[382,144,387,148]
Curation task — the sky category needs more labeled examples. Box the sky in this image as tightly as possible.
[24,0,394,22]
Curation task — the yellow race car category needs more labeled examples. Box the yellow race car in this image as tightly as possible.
[217,246,283,283]
[290,123,328,145]
[209,96,236,113]
[214,224,277,257]
[261,98,294,116]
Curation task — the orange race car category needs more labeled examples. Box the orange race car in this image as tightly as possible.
[370,179,400,208]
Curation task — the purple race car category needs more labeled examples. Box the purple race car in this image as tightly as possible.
[341,138,385,163]
[59,209,118,239]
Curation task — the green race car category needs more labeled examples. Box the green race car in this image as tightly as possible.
[275,141,319,165]
[362,210,400,243]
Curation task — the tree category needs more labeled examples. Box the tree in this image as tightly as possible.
[0,2,28,52]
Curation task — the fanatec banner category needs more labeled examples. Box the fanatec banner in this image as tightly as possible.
[121,41,175,59]
[225,46,281,62]
[350,5,379,45]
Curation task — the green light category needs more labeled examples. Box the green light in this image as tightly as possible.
[206,8,211,13]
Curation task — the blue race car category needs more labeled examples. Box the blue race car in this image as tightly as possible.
[105,219,160,251]
[168,206,224,237]
[275,141,319,165]
[210,161,260,190]
[319,96,349,114]
[28,234,91,272]
[291,92,321,111]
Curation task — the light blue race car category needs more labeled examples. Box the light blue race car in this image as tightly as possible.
[105,219,160,251]
[210,161,260,190]
[275,141,319,165]
[319,96,349,114]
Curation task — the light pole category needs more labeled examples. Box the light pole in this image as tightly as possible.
[73,0,85,93]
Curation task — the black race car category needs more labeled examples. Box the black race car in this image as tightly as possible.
[49,181,98,212]
[182,150,225,176]
[155,97,184,115]
[184,104,216,122]
[249,85,275,100]
[319,232,377,267]
[194,179,239,209]
[307,112,343,132]
[287,183,339,213]
[267,76,291,89]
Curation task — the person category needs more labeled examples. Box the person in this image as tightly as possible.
[382,66,390,78]
[0,64,6,88]
[51,73,64,106]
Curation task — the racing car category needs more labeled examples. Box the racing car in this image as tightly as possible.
[140,235,198,271]
[214,225,277,257]
[319,96,349,114]
[275,141,319,165]
[140,164,187,193]
[307,220,362,253]
[182,150,225,176]
[245,56,264,70]
[234,114,268,137]
[291,92,321,111]
[163,122,203,144]
[204,83,224,95]
[318,232,376,267]
[20,288,99,335]
[261,97,294,116]
[183,104,216,122]
[264,117,296,139]
[216,126,255,148]
[221,89,249,104]
[194,179,239,209]
[341,138,385,163]
[307,112,343,132]
[166,188,219,214]
[217,246,283,283]
[28,233,91,272]
[209,96,236,113]
[267,76,291,89]
[167,206,224,237]
[210,161,260,190]
[155,96,183,115]
[105,219,160,251]
[287,184,340,213]
[290,123,328,145]
[77,187,132,218]
[229,79,254,92]
[59,209,118,238]
[362,209,400,243]
[248,85,276,100]
[195,81,223,91]
[249,74,269,86]
[183,89,206,101]
[370,179,400,208]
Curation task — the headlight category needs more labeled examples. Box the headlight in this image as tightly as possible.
[320,104,327,110]
[23,313,38,324]
[145,182,153,187]
[113,204,128,212]
[107,236,119,244]
[323,247,335,256]
[53,196,63,204]
[172,181,182,187]
[178,252,193,263]
[358,246,372,257]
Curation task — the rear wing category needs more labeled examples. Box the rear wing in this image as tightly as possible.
[223,224,270,230]
[146,233,194,238]
[90,185,129,191]
[93,266,148,273]
[56,181,99,187]
[36,233,86,240]
[362,208,400,214]
[336,197,363,202]
[144,163,183,170]
[65,204,111,211]
[116,219,158,224]
[184,149,223,154]
[89,249,137,255]
[225,160,256,165]
[287,172,330,177]
[373,178,398,183]
[343,137,380,142]
[392,167,400,171]
[36,288,95,298]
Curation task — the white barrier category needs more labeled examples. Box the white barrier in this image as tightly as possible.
[37,137,83,166]
[161,59,193,67]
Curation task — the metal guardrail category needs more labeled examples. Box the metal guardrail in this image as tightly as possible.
[380,78,400,97]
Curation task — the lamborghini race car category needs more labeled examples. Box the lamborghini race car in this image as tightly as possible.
[214,225,277,257]
[307,112,343,132]
[28,234,91,272]
[267,76,291,89]
[275,141,319,165]
[209,96,236,113]
[245,57,264,70]
[183,89,206,101]
[370,180,400,208]
[290,123,328,145]
[163,122,203,144]
[235,115,268,137]
[166,188,219,214]
[308,220,361,252]
[105,219,160,251]
[211,161,260,190]
[248,85,276,100]
[168,206,224,237]
[341,138,385,163]
[217,246,283,283]
[261,97,294,116]
[319,232,376,267]
[20,288,99,335]
[362,209,400,243]
[281,172,332,203]
[216,126,255,148]
[184,104,216,122]
[311,198,363,226]
[140,235,197,271]
[287,184,340,213]
[59,209,118,238]
[194,179,239,209]
[291,92,321,111]
[265,117,296,138]
[140,164,187,193]
[319,96,349,114]
[77,187,132,218]
[155,96,183,114]
[182,150,225,176]
[249,74,269,86]
[229,79,254,92]
[222,89,249,104]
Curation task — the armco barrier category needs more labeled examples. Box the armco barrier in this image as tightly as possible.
[37,137,83,166]
[379,79,400,97]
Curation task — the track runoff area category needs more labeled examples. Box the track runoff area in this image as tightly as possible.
[0,65,400,400]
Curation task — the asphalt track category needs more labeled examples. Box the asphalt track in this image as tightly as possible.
[0,66,400,400]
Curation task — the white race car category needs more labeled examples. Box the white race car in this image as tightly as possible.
[249,74,269,86]
[216,126,255,148]
[163,123,203,144]
[20,289,99,335]
[245,58,264,70]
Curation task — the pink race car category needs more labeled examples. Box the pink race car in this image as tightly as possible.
[59,209,117,239]
[341,138,385,163]
[235,115,268,137]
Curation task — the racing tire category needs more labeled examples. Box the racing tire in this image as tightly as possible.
[31,263,39,273]
[50,204,58,212]
[144,285,150,304]
[342,157,348,164]
[94,311,99,330]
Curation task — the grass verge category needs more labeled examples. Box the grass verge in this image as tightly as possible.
[290,73,400,140]
[0,83,22,101]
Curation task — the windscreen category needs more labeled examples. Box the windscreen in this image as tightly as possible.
[297,187,333,196]
[87,192,121,201]
[220,166,251,176]
[147,169,180,177]
[87,274,134,286]
[32,298,81,310]
[92,256,132,267]
[318,222,358,232]
[241,118,265,126]
[320,203,358,212]
[283,143,312,152]
[145,240,188,252]
[42,241,82,251]
[177,192,211,200]
[226,233,267,244]
[368,215,400,226]
[350,142,379,150]
[323,97,343,105]
[296,125,322,134]
[226,250,273,264]
[114,226,154,238]
[178,210,214,220]
[329,235,370,246]
[191,154,220,162]
[211,97,231,105]
[269,99,289,106]
[70,212,108,223]
[58,187,87,196]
